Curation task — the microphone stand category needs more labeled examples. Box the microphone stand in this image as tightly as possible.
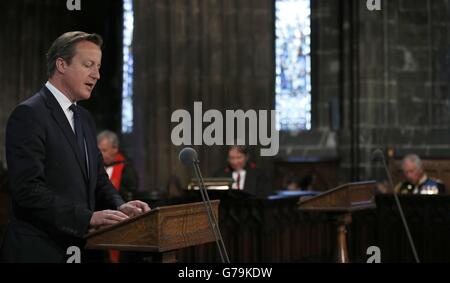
[374,149,420,263]
[192,159,230,263]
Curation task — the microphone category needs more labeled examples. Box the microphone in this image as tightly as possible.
[372,149,420,263]
[179,147,230,263]
[179,147,198,166]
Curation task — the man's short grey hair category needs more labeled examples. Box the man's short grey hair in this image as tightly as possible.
[402,154,423,170]
[97,130,119,148]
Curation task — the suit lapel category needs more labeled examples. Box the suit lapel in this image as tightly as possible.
[41,87,89,182]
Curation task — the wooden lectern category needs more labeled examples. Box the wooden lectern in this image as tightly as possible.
[298,181,376,263]
[85,200,219,263]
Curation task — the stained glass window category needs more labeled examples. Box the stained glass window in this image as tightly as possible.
[275,0,311,131]
[122,0,134,133]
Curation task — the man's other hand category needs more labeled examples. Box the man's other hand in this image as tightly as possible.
[89,210,129,230]
[119,200,151,217]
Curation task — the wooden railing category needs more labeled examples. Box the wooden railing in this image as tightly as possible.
[171,192,450,263]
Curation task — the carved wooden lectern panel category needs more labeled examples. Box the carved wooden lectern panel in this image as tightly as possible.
[298,181,377,263]
[298,181,377,212]
[85,201,219,254]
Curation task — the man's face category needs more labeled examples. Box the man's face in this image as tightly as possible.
[98,138,118,165]
[402,160,424,185]
[59,40,102,102]
[227,148,248,171]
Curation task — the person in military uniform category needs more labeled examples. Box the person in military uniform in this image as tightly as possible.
[395,154,446,195]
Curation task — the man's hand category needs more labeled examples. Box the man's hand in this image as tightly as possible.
[119,200,151,217]
[89,209,129,231]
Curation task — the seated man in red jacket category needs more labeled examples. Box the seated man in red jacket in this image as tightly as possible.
[97,130,138,200]
[97,130,139,263]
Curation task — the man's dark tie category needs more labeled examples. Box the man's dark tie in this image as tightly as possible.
[69,104,88,178]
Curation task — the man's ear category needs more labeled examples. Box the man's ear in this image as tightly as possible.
[55,58,67,74]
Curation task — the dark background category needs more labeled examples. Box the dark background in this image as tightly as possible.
[0,0,449,194]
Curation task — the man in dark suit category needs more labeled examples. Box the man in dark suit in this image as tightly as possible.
[0,31,150,262]
[214,145,271,196]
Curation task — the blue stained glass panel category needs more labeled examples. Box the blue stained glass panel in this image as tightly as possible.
[275,0,311,131]
[122,0,134,133]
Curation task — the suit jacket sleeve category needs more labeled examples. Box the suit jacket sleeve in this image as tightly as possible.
[94,148,125,210]
[83,112,125,210]
[5,105,92,238]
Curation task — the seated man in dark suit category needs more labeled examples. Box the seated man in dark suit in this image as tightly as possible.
[395,154,446,195]
[1,31,150,262]
[214,145,271,196]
